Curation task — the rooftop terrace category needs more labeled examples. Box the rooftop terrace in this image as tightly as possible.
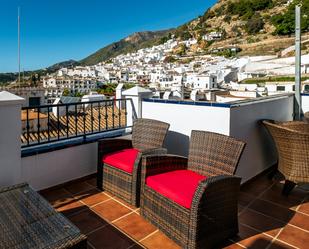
[40,172,309,249]
[0,90,309,248]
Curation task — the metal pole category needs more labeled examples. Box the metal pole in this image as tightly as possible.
[294,5,302,120]
[18,7,21,86]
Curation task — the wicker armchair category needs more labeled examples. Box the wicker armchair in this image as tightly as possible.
[97,118,169,206]
[263,120,309,195]
[140,130,246,249]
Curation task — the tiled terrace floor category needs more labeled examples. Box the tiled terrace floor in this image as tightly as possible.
[40,173,309,249]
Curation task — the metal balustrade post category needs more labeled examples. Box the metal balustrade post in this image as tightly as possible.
[37,107,40,144]
[66,105,69,138]
[83,103,86,141]
[26,109,30,146]
[47,107,50,142]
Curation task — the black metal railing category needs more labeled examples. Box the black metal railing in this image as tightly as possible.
[21,98,137,148]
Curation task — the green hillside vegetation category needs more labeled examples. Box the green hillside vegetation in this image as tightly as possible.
[226,0,274,20]
[0,73,17,84]
[241,76,309,84]
[272,0,309,35]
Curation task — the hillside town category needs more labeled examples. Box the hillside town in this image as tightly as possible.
[36,35,309,104]
[2,25,309,105]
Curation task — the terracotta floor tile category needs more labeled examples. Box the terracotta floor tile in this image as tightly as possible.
[238,192,256,207]
[215,239,244,249]
[268,240,296,249]
[277,225,309,249]
[288,185,308,200]
[91,199,132,222]
[221,242,245,249]
[74,189,110,207]
[260,184,305,209]
[298,199,309,215]
[238,205,245,214]
[233,224,272,249]
[113,213,157,241]
[68,209,108,234]
[56,199,87,217]
[240,176,273,196]
[38,174,308,249]
[64,181,95,195]
[88,225,136,249]
[248,199,294,223]
[40,188,73,204]
[288,212,309,231]
[86,177,97,187]
[140,231,180,249]
[239,208,284,237]
[113,196,137,210]
[87,242,95,249]
[128,244,144,249]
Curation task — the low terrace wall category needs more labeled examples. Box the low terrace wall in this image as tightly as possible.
[142,94,294,183]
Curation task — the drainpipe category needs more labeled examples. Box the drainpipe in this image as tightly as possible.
[294,5,302,120]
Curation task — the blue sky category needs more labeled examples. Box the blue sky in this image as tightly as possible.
[0,0,216,72]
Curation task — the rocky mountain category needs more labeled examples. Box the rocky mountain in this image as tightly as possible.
[80,30,173,65]
[46,59,79,72]
[80,0,309,64]
[2,0,309,83]
[172,0,309,55]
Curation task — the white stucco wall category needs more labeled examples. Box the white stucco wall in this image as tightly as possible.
[142,95,294,183]
[0,92,24,187]
[301,94,309,113]
[230,95,294,182]
[142,101,230,156]
[21,142,97,190]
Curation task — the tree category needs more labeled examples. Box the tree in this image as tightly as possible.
[30,74,37,86]
[74,92,83,97]
[245,14,265,35]
[164,56,177,63]
[159,36,169,44]
[62,88,70,96]
[272,0,309,35]
[175,44,186,56]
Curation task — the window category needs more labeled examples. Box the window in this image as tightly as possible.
[277,86,285,91]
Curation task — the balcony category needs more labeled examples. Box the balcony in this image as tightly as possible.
[39,172,308,249]
[0,89,308,248]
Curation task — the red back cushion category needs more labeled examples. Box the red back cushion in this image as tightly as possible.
[146,169,206,209]
[102,148,139,174]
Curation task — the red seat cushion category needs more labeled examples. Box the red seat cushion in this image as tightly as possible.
[146,169,206,209]
[102,148,139,174]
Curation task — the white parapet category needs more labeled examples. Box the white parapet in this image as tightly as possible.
[0,91,25,187]
[122,86,153,125]
[141,94,294,183]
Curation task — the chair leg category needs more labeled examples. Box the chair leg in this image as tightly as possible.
[282,180,296,196]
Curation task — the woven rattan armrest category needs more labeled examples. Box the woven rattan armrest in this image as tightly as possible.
[192,175,241,207]
[188,175,241,246]
[186,176,241,248]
